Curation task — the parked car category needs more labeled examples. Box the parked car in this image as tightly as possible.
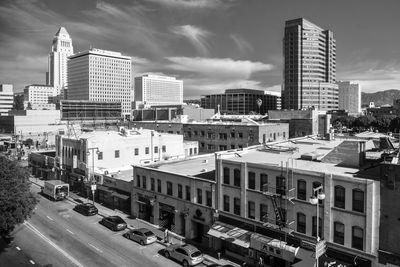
[208,264,234,267]
[164,244,203,267]
[73,203,98,216]
[123,228,157,245]
[99,216,127,231]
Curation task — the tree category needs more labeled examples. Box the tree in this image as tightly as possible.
[0,156,37,238]
[371,115,394,133]
[354,115,376,131]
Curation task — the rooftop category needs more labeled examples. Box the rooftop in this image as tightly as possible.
[149,153,216,180]
[219,137,377,178]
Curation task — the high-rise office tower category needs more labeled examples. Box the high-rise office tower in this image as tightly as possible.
[282,18,338,111]
[67,48,133,118]
[337,81,361,115]
[0,84,14,116]
[134,74,183,108]
[47,27,74,96]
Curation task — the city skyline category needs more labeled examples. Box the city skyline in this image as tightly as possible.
[0,0,399,98]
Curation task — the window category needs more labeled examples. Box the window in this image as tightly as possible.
[207,132,212,139]
[230,132,235,138]
[157,179,162,193]
[162,145,166,153]
[352,189,364,213]
[223,195,230,212]
[234,169,241,187]
[115,150,120,158]
[238,132,243,138]
[197,189,203,204]
[234,197,240,215]
[154,146,158,153]
[185,186,191,201]
[206,191,212,207]
[260,204,268,222]
[334,222,345,245]
[145,147,149,154]
[248,172,255,190]
[312,216,323,239]
[248,201,255,219]
[151,178,155,191]
[142,176,146,189]
[97,151,103,160]
[276,176,286,195]
[136,175,141,188]
[352,226,364,250]
[223,167,230,184]
[297,179,307,200]
[260,173,268,192]
[134,148,139,156]
[167,182,173,196]
[297,213,306,233]
[178,184,183,199]
[334,186,345,209]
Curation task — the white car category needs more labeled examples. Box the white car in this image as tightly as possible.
[123,228,157,245]
[164,244,203,267]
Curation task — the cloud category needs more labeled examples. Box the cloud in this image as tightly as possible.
[163,56,274,97]
[166,56,273,79]
[338,60,400,93]
[230,33,253,55]
[170,25,212,56]
[145,0,236,9]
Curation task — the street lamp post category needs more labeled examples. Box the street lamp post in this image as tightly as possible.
[87,147,100,205]
[309,185,326,267]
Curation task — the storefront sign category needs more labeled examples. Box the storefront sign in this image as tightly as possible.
[193,209,205,221]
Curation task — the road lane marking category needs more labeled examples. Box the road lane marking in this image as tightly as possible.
[30,260,35,264]
[16,246,21,250]
[88,243,103,253]
[46,215,54,221]
[24,222,84,267]
[66,229,75,235]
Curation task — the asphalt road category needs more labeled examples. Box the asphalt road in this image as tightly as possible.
[6,185,209,267]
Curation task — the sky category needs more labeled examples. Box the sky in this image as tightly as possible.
[0,0,399,98]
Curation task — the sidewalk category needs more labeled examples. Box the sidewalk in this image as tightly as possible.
[29,177,240,267]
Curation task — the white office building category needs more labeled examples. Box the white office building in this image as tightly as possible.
[46,27,74,98]
[0,84,14,116]
[337,81,361,115]
[23,84,59,110]
[68,48,133,118]
[134,74,183,108]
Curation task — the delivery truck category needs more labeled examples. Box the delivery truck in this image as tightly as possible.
[42,180,69,201]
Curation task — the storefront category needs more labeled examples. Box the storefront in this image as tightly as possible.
[207,221,252,264]
[159,202,176,231]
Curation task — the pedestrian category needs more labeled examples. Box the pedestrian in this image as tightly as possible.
[164,229,169,243]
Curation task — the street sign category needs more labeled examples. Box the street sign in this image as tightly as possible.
[91,184,97,191]
[315,240,327,258]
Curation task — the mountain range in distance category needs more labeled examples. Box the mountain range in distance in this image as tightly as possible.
[361,89,400,107]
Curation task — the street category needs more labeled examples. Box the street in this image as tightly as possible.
[5,184,210,267]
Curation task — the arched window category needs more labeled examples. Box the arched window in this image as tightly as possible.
[234,169,241,187]
[334,221,345,245]
[352,226,364,250]
[223,167,230,185]
[352,189,364,213]
[297,213,306,234]
[334,186,346,209]
[248,171,256,189]
[297,179,307,200]
[260,173,268,192]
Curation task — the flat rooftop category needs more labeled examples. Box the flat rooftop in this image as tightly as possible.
[221,137,374,178]
[150,154,216,180]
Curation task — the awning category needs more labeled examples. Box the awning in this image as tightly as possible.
[207,221,251,248]
[111,191,130,200]
[96,185,113,193]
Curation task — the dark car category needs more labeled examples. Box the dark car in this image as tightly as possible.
[99,216,127,231]
[73,203,98,216]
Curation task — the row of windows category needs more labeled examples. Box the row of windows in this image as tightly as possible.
[135,175,212,207]
[97,146,167,160]
[222,167,366,213]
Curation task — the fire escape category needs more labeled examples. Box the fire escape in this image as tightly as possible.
[262,161,296,234]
